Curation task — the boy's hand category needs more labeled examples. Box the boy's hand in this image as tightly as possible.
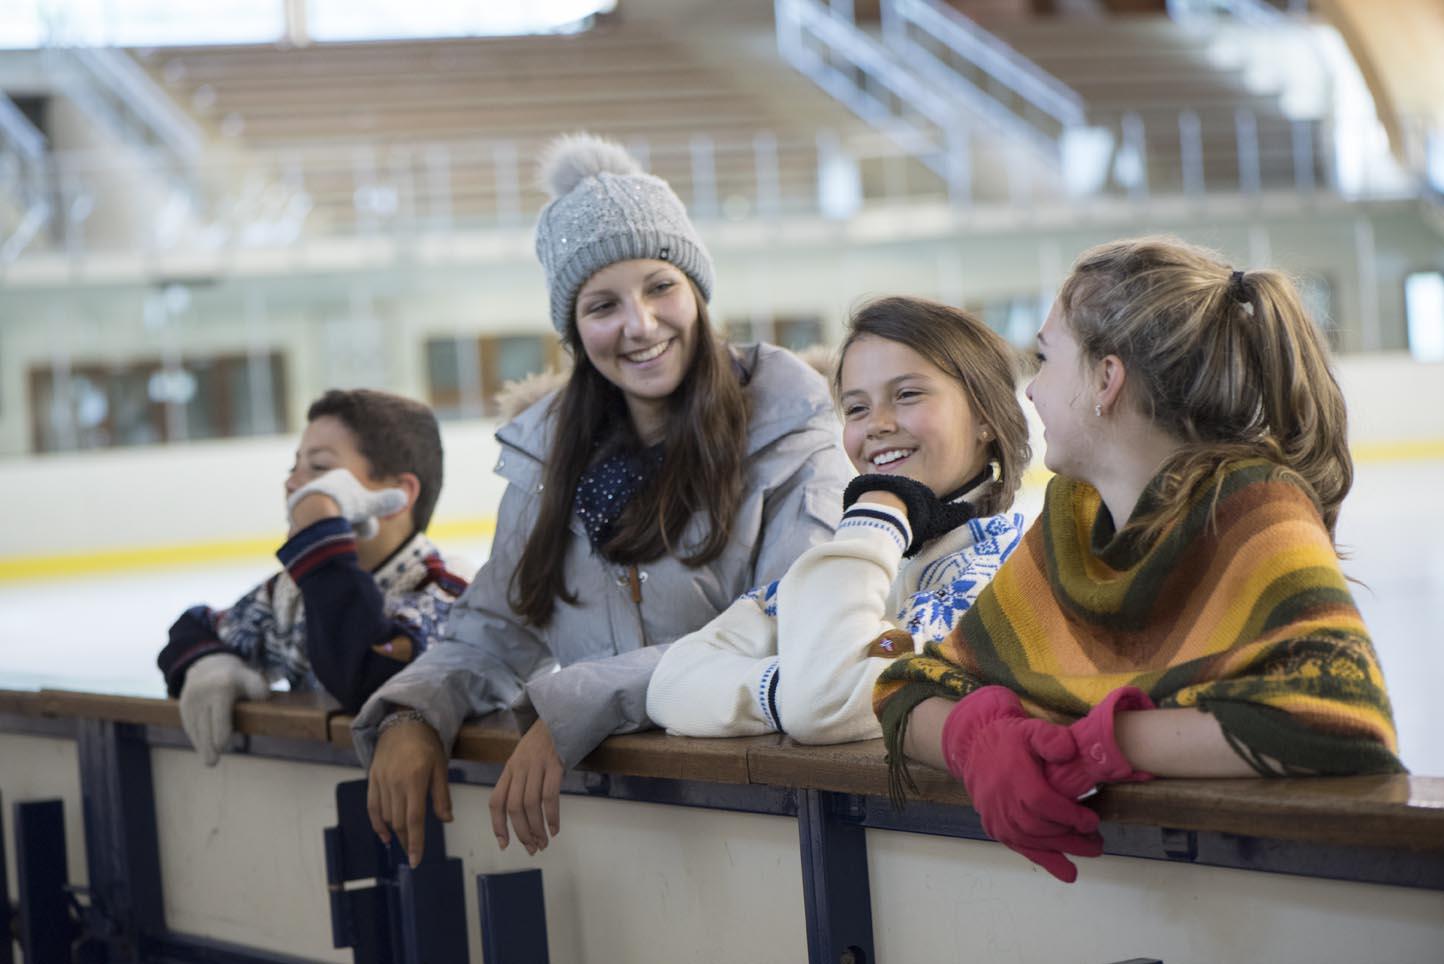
[367,716,453,868]
[178,653,270,766]
[490,719,565,856]
[287,468,407,540]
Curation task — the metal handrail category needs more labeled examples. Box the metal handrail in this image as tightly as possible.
[62,46,204,166]
[2,106,1422,266]
[776,0,968,189]
[781,0,959,131]
[0,93,47,161]
[883,0,1085,129]
[1166,0,1290,24]
[0,91,51,262]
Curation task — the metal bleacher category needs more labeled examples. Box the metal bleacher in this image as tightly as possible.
[132,22,876,237]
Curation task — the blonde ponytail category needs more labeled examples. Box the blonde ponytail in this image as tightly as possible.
[1057,236,1352,544]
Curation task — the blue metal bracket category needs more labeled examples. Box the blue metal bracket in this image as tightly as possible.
[798,789,874,964]
[394,849,468,964]
[325,776,469,964]
[324,780,393,962]
[476,869,549,964]
[13,798,78,964]
[75,718,166,955]
[0,792,11,964]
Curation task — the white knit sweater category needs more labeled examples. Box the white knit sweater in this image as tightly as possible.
[646,500,1025,744]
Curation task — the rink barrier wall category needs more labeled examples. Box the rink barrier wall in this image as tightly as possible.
[3,438,1443,582]
[2,349,1443,578]
[1,688,1442,963]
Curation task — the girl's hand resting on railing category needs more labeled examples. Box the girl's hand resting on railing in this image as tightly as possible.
[490,718,565,856]
[367,716,453,867]
[940,687,1104,883]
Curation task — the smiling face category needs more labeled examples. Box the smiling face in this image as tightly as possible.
[574,258,700,442]
[284,415,380,502]
[838,334,990,497]
[1026,302,1099,479]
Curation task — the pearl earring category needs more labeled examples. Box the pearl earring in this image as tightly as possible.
[1094,403,1102,417]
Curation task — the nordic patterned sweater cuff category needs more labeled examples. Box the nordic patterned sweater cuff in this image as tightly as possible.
[277,516,357,582]
[755,657,782,732]
[837,501,912,556]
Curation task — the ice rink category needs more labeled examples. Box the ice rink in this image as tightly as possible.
[3,456,1441,776]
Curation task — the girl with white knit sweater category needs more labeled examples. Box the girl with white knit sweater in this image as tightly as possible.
[647,297,1031,744]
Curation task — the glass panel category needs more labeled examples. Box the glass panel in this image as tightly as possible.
[231,353,285,437]
[978,296,1042,348]
[425,337,464,418]
[28,354,288,452]
[726,319,756,343]
[177,360,217,441]
[494,335,547,385]
[1296,274,1339,349]
[1405,271,1444,363]
[774,317,823,351]
[109,366,162,447]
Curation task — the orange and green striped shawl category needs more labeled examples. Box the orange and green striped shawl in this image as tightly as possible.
[874,459,1402,790]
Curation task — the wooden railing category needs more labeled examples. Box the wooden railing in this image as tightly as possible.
[5,687,1442,854]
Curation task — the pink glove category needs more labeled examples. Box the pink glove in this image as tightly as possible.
[1041,686,1156,800]
[942,686,1104,883]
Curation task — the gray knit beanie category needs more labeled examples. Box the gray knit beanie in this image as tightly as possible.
[534,133,715,334]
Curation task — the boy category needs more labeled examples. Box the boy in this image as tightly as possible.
[157,389,468,765]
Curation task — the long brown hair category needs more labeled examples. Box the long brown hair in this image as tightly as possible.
[509,281,751,626]
[834,297,1031,517]
[1057,236,1352,544]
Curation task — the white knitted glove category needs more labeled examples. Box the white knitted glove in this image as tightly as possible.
[178,653,270,767]
[286,468,407,540]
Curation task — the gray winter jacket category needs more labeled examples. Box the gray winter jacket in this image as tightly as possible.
[352,343,853,768]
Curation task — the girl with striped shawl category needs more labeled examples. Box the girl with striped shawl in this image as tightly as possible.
[874,237,1402,883]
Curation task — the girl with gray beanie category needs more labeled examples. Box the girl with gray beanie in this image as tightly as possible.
[354,133,852,864]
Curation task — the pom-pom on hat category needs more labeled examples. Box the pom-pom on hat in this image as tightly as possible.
[534,132,715,334]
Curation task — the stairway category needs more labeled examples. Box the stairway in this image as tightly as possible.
[980,13,1328,196]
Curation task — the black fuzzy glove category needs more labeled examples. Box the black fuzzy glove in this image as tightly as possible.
[842,474,978,557]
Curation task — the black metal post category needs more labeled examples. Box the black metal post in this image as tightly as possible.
[13,798,75,963]
[0,791,11,964]
[798,790,874,964]
[476,869,549,964]
[75,719,166,961]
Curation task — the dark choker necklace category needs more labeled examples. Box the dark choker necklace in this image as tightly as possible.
[940,466,994,505]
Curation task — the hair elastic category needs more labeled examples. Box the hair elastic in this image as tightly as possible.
[1228,269,1249,303]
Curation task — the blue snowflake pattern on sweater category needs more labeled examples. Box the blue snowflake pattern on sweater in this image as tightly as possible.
[901,512,1025,644]
[743,579,781,617]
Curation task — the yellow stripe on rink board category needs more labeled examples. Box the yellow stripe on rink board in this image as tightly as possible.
[1352,439,1444,463]
[1,440,1439,583]
[0,535,283,582]
[424,517,498,542]
[0,517,498,583]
